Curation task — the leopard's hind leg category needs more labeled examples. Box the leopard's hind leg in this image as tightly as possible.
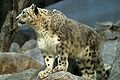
[76,46,97,80]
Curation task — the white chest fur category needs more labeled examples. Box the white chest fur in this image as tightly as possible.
[37,34,60,54]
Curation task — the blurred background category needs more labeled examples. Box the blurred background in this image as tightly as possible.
[0,0,120,30]
[0,1,120,79]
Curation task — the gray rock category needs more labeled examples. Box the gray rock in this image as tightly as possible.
[13,25,37,47]
[9,39,45,65]
[95,21,119,41]
[95,21,120,65]
[21,39,37,51]
[0,71,88,80]
[5,69,37,80]
[101,40,119,65]
[95,21,113,33]
[0,52,43,74]
[112,20,120,33]
[43,71,88,80]
[18,39,45,67]
[104,30,119,41]
[9,42,20,52]
[0,74,11,80]
[24,47,45,65]
[94,21,120,80]
[109,42,120,80]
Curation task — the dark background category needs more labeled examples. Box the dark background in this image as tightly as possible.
[0,0,120,30]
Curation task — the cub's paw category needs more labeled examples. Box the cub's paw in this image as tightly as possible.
[38,69,52,79]
[53,65,67,72]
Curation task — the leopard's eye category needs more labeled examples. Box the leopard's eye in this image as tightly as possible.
[22,11,25,14]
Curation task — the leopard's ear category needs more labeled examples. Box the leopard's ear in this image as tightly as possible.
[30,4,38,15]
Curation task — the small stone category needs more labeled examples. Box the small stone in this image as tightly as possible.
[21,39,37,51]
[9,42,20,52]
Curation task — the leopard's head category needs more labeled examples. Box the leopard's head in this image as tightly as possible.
[16,4,39,26]
[16,4,67,33]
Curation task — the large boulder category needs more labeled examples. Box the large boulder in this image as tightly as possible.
[109,42,120,80]
[5,69,37,80]
[95,21,120,65]
[0,52,43,74]
[40,71,88,80]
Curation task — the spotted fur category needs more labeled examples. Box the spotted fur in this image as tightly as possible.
[16,4,108,80]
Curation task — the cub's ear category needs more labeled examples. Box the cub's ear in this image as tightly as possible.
[30,4,38,15]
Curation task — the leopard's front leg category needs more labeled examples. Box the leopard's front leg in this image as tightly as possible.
[38,53,55,79]
[53,42,69,72]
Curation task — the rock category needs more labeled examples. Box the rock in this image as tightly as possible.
[94,20,120,80]
[101,40,119,65]
[1,71,87,80]
[24,47,45,65]
[94,21,120,79]
[95,21,113,33]
[20,39,37,51]
[0,74,11,80]
[0,52,43,74]
[13,25,37,47]
[109,42,120,80]
[112,20,120,33]
[5,69,37,80]
[95,21,120,65]
[94,21,119,41]
[9,42,20,52]
[9,39,45,66]
[114,20,120,26]
[42,71,88,80]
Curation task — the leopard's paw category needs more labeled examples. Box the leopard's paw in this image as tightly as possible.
[53,65,67,72]
[38,68,52,79]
